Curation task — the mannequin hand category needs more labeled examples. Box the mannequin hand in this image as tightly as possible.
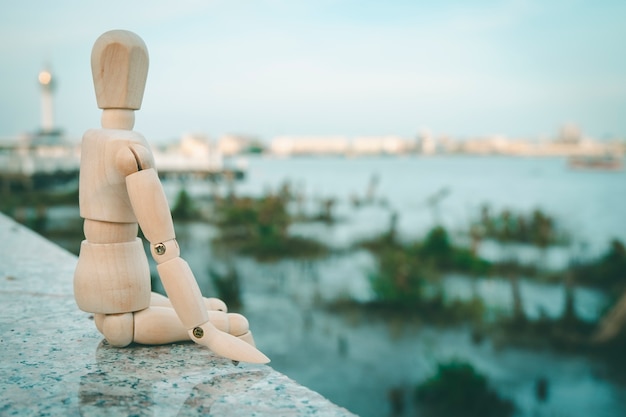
[189,321,270,364]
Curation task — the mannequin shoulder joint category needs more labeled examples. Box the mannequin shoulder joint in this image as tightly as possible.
[115,144,154,175]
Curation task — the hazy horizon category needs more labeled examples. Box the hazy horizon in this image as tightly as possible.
[1,1,625,143]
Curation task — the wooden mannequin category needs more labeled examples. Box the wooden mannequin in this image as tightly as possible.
[74,30,269,364]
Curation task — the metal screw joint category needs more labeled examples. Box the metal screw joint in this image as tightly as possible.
[192,327,204,338]
[154,243,166,255]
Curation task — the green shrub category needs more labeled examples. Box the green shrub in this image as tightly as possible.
[171,188,198,220]
[209,267,242,310]
[415,360,515,417]
[214,192,327,261]
[573,239,626,292]
[369,248,431,306]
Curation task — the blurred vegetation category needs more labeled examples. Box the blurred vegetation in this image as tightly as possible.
[415,360,515,417]
[3,165,625,417]
[358,223,488,323]
[0,188,83,253]
[355,209,626,350]
[571,239,626,294]
[313,197,337,223]
[594,330,626,383]
[368,247,429,305]
[471,205,570,247]
[171,188,200,221]
[359,222,490,299]
[420,226,492,275]
[209,266,243,310]
[5,177,626,372]
[0,187,78,209]
[360,223,491,277]
[212,190,328,261]
[0,188,78,232]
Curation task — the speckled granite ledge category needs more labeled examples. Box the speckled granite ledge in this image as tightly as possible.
[0,213,356,416]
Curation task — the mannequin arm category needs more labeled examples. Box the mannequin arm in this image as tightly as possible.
[122,148,268,363]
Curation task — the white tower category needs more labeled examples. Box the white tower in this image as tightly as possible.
[38,67,55,133]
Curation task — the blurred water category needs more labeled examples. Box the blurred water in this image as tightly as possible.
[49,155,626,417]
[229,155,626,257]
[442,274,608,322]
[157,155,626,417]
[166,228,624,416]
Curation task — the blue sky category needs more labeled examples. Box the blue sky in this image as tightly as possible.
[1,0,624,143]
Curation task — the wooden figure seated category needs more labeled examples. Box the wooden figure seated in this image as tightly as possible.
[73,29,268,364]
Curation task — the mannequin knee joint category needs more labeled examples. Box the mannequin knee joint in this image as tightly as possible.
[102,313,134,347]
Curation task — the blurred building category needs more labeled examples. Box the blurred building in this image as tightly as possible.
[417,130,436,155]
[0,67,79,191]
[218,134,264,156]
[270,135,416,156]
[557,124,583,144]
[450,125,622,158]
[271,135,350,156]
[350,135,414,155]
[153,133,223,178]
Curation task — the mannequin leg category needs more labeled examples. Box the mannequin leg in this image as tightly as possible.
[133,305,255,346]
[96,313,134,347]
[150,292,227,312]
[94,295,255,346]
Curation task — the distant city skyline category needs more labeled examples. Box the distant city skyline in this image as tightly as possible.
[1,1,625,143]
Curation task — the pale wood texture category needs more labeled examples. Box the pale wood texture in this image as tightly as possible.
[79,129,151,223]
[74,29,269,364]
[189,321,269,364]
[126,167,176,244]
[101,312,134,347]
[156,257,268,362]
[148,293,251,339]
[205,297,228,312]
[151,292,228,312]
[101,108,135,130]
[74,238,151,314]
[83,219,137,243]
[93,295,245,346]
[133,308,241,345]
[157,257,210,329]
[91,30,148,110]
[134,306,189,344]
[238,331,257,347]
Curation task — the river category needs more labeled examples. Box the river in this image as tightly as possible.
[158,155,626,417]
[50,154,626,416]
